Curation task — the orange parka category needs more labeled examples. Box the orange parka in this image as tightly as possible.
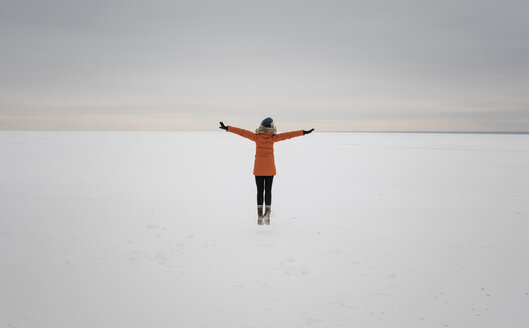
[227,126,304,176]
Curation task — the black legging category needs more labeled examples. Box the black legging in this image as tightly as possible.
[255,176,274,206]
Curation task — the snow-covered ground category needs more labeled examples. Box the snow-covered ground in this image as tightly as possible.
[1,131,528,328]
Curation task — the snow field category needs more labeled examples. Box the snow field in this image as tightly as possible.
[1,131,528,327]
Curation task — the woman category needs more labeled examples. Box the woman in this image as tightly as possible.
[219,117,314,225]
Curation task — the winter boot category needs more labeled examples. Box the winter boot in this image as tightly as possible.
[264,207,271,225]
[257,207,264,225]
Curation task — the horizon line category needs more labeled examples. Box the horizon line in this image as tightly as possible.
[1,129,528,135]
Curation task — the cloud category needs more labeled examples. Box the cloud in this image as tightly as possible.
[1,0,528,131]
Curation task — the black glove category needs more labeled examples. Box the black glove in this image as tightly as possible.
[303,128,314,135]
[219,122,228,131]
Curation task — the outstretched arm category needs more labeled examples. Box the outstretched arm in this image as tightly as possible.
[273,130,304,142]
[273,128,314,142]
[220,122,256,141]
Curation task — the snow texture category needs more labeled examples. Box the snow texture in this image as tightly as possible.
[1,131,528,328]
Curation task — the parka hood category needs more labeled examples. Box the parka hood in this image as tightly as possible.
[255,125,277,134]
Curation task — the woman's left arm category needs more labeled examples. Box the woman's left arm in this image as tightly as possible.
[222,123,257,141]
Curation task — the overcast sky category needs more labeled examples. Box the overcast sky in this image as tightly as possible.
[1,0,528,131]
